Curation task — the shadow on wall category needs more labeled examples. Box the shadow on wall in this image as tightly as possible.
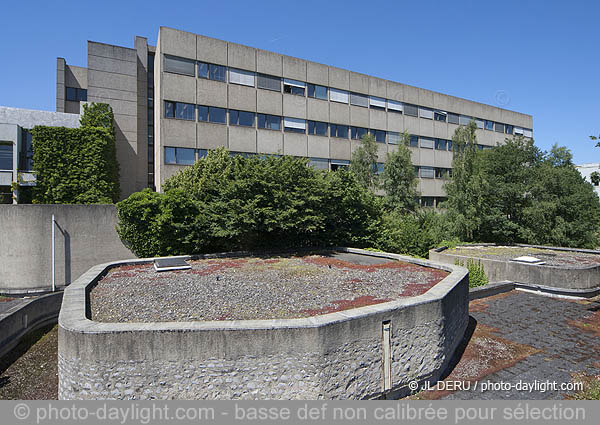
[54,221,71,287]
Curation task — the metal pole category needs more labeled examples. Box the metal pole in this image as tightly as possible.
[51,214,55,292]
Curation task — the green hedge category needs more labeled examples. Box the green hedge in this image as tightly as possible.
[117,148,381,257]
[31,125,119,204]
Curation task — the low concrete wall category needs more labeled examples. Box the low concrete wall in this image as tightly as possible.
[429,244,600,291]
[0,205,134,294]
[0,292,63,359]
[58,248,469,400]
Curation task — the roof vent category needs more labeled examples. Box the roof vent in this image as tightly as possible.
[154,257,191,272]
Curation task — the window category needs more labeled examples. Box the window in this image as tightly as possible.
[475,118,484,129]
[164,55,195,76]
[459,115,471,126]
[283,79,306,96]
[448,113,459,124]
[447,141,453,151]
[197,106,226,123]
[434,111,447,122]
[477,144,484,150]
[229,68,255,86]
[351,127,368,140]
[309,158,329,170]
[65,87,87,102]
[414,166,420,177]
[257,74,281,91]
[350,92,368,107]
[420,196,434,207]
[420,167,435,179]
[257,113,281,130]
[307,83,327,100]
[435,168,449,179]
[514,127,524,135]
[197,149,208,159]
[330,124,349,138]
[19,130,33,171]
[388,132,402,145]
[330,160,350,171]
[505,124,513,135]
[409,134,419,147]
[435,139,447,150]
[198,62,209,79]
[308,120,328,136]
[420,137,435,149]
[329,88,349,103]
[164,147,195,165]
[523,128,533,138]
[371,129,386,143]
[387,100,403,113]
[403,104,418,117]
[494,122,505,133]
[375,163,385,174]
[0,143,13,170]
[283,117,306,133]
[230,110,255,127]
[164,101,195,120]
[485,120,494,130]
[369,96,386,110]
[419,107,433,119]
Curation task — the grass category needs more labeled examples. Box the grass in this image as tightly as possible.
[569,374,600,400]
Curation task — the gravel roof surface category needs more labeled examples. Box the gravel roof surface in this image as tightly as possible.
[90,252,448,322]
[450,246,600,268]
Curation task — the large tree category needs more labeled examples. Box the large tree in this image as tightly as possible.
[443,121,488,241]
[349,133,379,191]
[381,131,418,213]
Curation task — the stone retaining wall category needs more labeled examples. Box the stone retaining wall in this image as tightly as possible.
[58,248,469,400]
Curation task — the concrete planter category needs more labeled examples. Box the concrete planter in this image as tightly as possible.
[58,248,469,400]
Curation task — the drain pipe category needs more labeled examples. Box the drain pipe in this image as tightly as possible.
[51,214,55,292]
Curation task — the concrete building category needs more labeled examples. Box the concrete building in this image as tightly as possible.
[576,163,600,197]
[57,27,533,205]
[0,106,80,204]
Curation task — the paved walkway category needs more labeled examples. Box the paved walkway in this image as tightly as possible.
[442,290,600,400]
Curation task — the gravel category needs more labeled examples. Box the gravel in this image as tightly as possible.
[450,246,600,268]
[90,252,448,322]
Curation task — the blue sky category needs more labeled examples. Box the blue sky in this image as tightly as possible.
[1,0,598,164]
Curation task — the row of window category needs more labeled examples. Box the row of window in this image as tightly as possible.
[164,101,496,151]
[65,87,87,102]
[163,54,533,137]
[163,146,454,183]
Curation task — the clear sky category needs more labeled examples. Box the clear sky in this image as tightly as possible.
[1,0,598,164]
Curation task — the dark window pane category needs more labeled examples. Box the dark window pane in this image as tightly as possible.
[0,144,13,170]
[257,74,281,91]
[239,111,254,127]
[176,102,195,120]
[176,148,195,165]
[308,121,327,136]
[485,120,494,130]
[66,87,77,101]
[267,115,280,130]
[164,55,195,76]
[198,62,209,79]
[448,113,459,124]
[434,111,447,122]
[505,124,513,134]
[375,130,386,143]
[350,93,368,107]
[198,106,209,122]
[230,110,239,125]
[78,89,87,101]
[257,113,267,129]
[164,101,175,118]
[209,107,226,123]
[404,104,418,117]
[495,122,505,133]
[164,147,176,164]
[308,84,327,99]
[435,139,447,150]
[210,64,226,82]
[197,149,208,159]
[409,135,419,147]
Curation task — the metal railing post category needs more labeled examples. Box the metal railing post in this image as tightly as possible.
[51,214,55,292]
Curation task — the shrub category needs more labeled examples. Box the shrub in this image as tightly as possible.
[456,258,489,288]
[117,148,380,256]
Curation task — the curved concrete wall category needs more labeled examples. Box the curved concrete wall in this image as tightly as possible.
[0,205,134,294]
[58,248,469,400]
[429,244,600,291]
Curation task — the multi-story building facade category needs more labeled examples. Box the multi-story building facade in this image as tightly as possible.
[57,27,533,205]
[576,163,600,197]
